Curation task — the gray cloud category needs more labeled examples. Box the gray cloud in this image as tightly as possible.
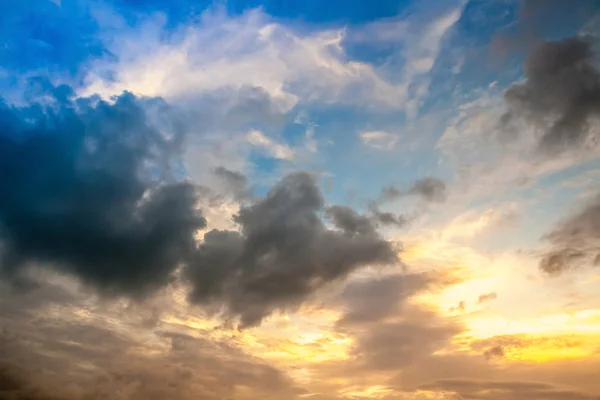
[379,177,447,204]
[539,194,600,275]
[501,36,600,156]
[185,172,399,327]
[367,202,410,229]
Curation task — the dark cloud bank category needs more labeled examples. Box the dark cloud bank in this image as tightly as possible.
[539,194,600,275]
[496,33,600,275]
[0,82,398,327]
[501,35,600,156]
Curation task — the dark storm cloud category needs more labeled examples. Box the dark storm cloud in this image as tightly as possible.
[185,172,399,327]
[0,82,206,295]
[501,36,600,155]
[379,177,447,204]
[538,195,600,275]
[420,379,600,400]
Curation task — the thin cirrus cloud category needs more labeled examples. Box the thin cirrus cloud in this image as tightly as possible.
[359,130,398,149]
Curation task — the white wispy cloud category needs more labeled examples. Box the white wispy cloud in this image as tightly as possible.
[359,130,398,149]
[246,129,294,160]
[82,8,409,111]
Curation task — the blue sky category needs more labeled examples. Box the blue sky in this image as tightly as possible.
[2,1,600,400]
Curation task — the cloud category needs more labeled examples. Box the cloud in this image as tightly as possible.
[409,177,448,202]
[359,130,397,150]
[213,166,253,202]
[246,129,294,160]
[335,273,430,326]
[539,194,600,275]
[478,292,498,304]
[184,172,399,327]
[483,345,505,360]
[349,308,462,372]
[379,177,447,204]
[490,0,597,63]
[369,207,410,229]
[347,0,465,117]
[325,270,463,378]
[0,81,205,296]
[420,379,600,400]
[442,204,520,240]
[83,8,410,111]
[0,301,301,400]
[500,36,600,157]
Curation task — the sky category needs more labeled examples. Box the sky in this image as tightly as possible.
[1,0,600,399]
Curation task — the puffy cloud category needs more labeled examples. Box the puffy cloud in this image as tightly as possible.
[185,172,399,327]
[0,82,399,326]
[0,82,205,295]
